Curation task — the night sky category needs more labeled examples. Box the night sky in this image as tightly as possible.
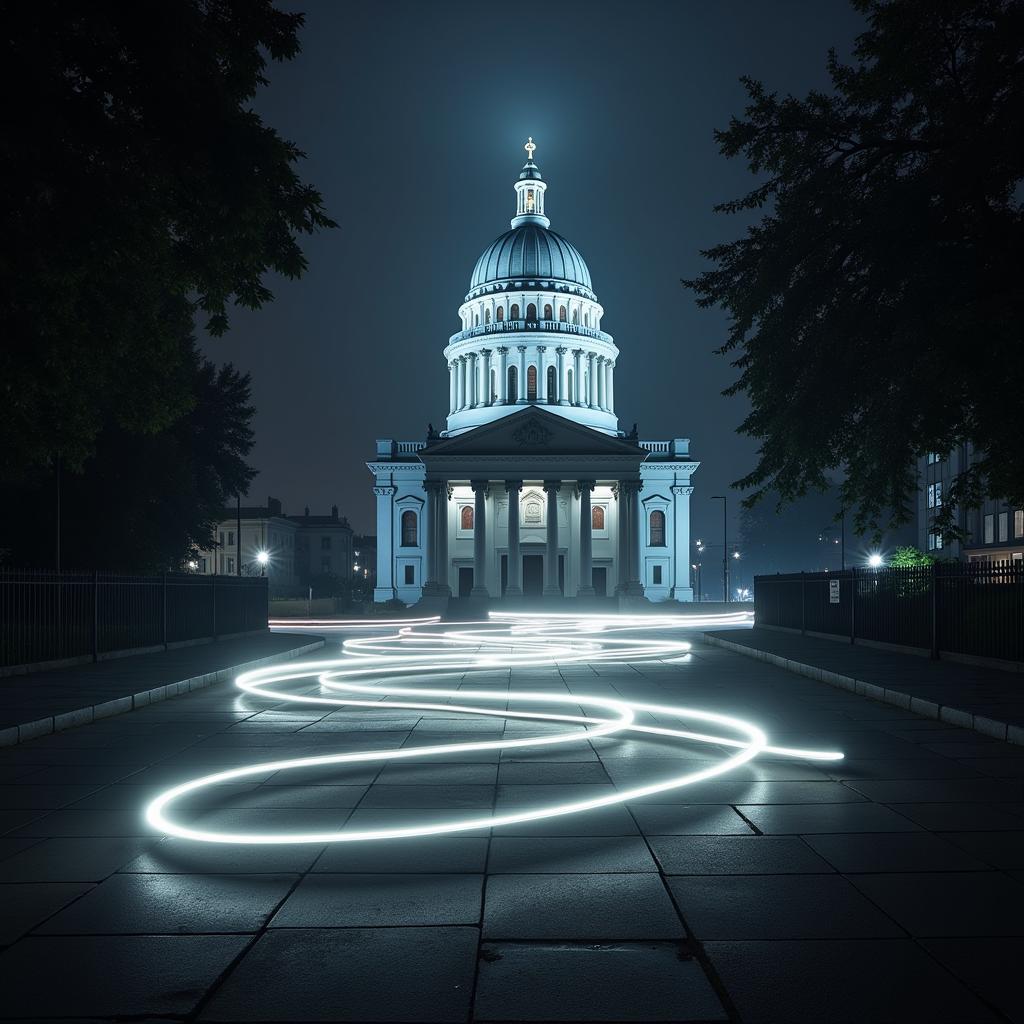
[202,0,867,546]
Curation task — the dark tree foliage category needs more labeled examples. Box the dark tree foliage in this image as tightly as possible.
[684,0,1024,538]
[1,0,335,479]
[0,340,255,572]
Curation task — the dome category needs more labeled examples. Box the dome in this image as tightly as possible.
[469,224,593,294]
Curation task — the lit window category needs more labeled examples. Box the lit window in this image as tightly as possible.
[984,513,994,544]
[527,365,538,400]
[401,510,418,547]
[496,307,504,322]
[927,532,936,551]
[510,303,520,320]
[558,305,567,322]
[461,506,474,530]
[1015,509,1023,538]
[543,303,553,320]
[653,565,663,585]
[936,532,943,550]
[927,484,935,509]
[934,482,942,507]
[592,506,605,530]
[526,189,535,212]
[999,511,1008,543]
[649,510,666,547]
[526,303,537,322]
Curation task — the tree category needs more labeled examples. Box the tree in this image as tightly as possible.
[889,546,934,567]
[0,338,256,572]
[1,1,335,481]
[684,0,1024,539]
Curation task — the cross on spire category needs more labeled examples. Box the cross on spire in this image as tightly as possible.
[524,137,536,161]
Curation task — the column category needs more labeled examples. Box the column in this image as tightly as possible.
[456,358,466,410]
[607,362,615,413]
[557,347,569,405]
[577,480,595,597]
[480,349,492,405]
[448,364,457,414]
[436,483,451,594]
[422,479,441,592]
[597,358,606,411]
[614,480,644,596]
[587,353,598,407]
[504,480,523,597]
[467,354,477,407]
[537,346,547,401]
[671,485,694,601]
[373,485,396,602]
[543,480,561,596]
[517,346,528,404]
[497,347,508,404]
[573,350,583,405]
[470,480,489,597]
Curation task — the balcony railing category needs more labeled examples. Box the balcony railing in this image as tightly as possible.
[448,319,613,347]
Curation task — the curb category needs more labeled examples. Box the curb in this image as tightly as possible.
[702,632,1023,748]
[0,638,326,748]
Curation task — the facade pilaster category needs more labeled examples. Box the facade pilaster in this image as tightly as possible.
[497,347,508,404]
[470,480,489,597]
[373,484,396,601]
[557,347,569,405]
[517,346,528,404]
[573,349,583,405]
[577,480,596,597]
[504,480,523,597]
[543,480,561,596]
[587,352,598,407]
[671,485,694,601]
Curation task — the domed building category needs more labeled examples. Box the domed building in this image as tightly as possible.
[369,141,698,605]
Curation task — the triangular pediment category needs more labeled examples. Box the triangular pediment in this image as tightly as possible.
[422,407,645,458]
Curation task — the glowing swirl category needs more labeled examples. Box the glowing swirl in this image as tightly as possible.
[146,612,842,844]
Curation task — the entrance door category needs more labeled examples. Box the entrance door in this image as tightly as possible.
[593,567,607,597]
[458,567,474,598]
[522,555,543,598]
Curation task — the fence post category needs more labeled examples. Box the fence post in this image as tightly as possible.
[930,561,939,660]
[162,573,168,650]
[801,572,806,635]
[92,570,99,662]
[849,567,856,645]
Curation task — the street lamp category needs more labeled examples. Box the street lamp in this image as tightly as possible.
[867,552,884,569]
[256,550,269,576]
[691,562,702,602]
[711,496,729,603]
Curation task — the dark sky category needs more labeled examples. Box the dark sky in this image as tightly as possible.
[202,0,867,545]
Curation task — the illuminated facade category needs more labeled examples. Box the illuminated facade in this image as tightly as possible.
[369,141,697,604]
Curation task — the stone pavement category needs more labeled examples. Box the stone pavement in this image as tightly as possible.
[0,632,324,745]
[0,625,1021,1022]
[706,627,1024,744]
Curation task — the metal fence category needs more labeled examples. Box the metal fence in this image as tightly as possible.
[0,569,269,670]
[754,561,1024,663]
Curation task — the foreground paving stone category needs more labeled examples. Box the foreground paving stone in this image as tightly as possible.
[0,835,158,881]
[920,937,1024,1023]
[650,835,833,874]
[201,927,476,1022]
[0,880,94,943]
[483,872,683,939]
[802,832,991,872]
[704,938,1000,1023]
[312,835,488,873]
[487,835,657,873]
[0,934,250,1017]
[474,941,727,1022]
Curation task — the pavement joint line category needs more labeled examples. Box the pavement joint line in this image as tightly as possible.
[702,632,1017,746]
[1,638,326,749]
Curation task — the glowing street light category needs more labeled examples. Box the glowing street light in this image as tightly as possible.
[867,552,884,568]
[256,550,269,576]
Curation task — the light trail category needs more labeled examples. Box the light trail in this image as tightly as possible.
[146,612,839,844]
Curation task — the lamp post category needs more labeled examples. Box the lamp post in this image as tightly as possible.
[692,562,702,602]
[711,495,728,603]
[257,550,269,577]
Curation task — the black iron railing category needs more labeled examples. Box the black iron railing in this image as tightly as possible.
[0,569,268,669]
[754,561,1024,663]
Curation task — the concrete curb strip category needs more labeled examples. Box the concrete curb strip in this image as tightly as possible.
[0,638,325,748]
[702,632,1018,747]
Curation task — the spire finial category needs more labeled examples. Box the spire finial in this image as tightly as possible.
[524,136,536,162]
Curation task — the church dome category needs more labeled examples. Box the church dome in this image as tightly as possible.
[469,224,593,293]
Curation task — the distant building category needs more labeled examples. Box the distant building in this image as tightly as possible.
[917,447,1023,563]
[194,496,353,595]
[288,505,353,585]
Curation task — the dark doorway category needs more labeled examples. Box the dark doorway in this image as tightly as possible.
[458,567,473,598]
[593,567,607,597]
[522,555,543,597]
[500,555,507,596]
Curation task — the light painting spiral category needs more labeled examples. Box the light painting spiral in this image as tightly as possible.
[146,612,843,844]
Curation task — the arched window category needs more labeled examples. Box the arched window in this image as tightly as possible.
[592,506,605,530]
[401,510,418,547]
[649,510,666,547]
[484,308,491,325]
[527,365,538,401]
[461,506,474,530]
[526,302,537,322]
[510,303,520,320]
[558,305,567,322]
[572,308,579,324]
[508,365,518,402]
[496,306,504,322]
[546,365,557,403]
[543,303,553,320]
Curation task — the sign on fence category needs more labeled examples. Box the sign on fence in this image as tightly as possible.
[829,579,840,604]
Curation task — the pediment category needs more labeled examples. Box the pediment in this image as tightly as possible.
[422,407,645,458]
